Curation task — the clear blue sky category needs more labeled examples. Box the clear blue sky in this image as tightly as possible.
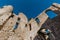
[0,0,60,19]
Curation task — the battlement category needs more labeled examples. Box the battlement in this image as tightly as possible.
[0,3,60,40]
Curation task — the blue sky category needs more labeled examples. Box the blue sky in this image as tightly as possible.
[0,0,60,19]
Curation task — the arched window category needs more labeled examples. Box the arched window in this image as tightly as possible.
[45,10,57,19]
[35,18,40,24]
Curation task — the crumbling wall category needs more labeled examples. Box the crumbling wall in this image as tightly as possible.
[0,3,60,40]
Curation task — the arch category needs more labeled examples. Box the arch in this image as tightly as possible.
[45,10,57,19]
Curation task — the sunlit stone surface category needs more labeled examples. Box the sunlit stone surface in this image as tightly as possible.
[0,3,60,40]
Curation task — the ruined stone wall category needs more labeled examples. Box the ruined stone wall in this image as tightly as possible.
[0,3,60,40]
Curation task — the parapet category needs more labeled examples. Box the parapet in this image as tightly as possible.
[0,3,60,40]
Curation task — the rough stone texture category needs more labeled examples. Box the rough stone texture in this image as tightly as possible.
[0,3,60,40]
[41,14,60,40]
[34,3,60,40]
